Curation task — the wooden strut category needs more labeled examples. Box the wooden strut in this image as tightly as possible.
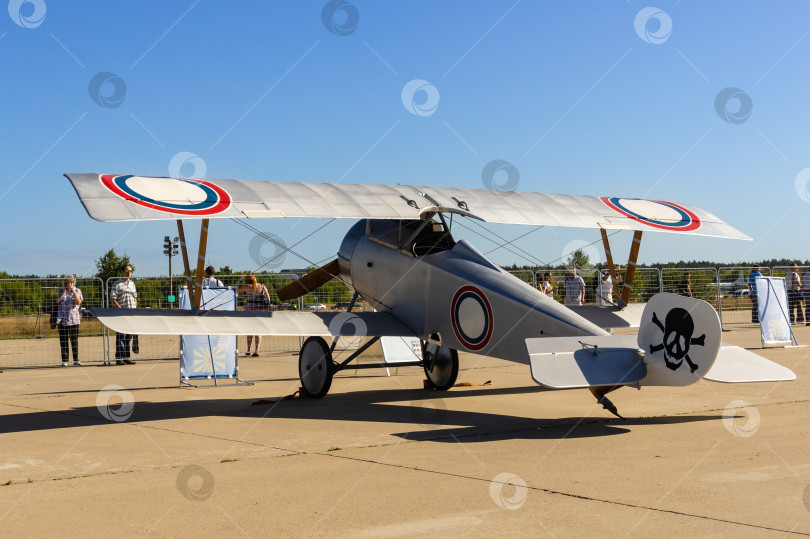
[191,218,210,311]
[600,229,622,307]
[621,231,643,307]
[176,220,193,300]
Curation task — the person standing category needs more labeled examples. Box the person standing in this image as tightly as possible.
[110,264,137,365]
[538,272,554,298]
[202,265,224,288]
[803,267,810,326]
[786,264,803,324]
[678,273,693,297]
[563,268,586,306]
[748,264,763,323]
[595,266,613,306]
[237,274,272,356]
[56,275,83,366]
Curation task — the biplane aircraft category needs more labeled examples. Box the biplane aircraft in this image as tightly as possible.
[65,173,794,417]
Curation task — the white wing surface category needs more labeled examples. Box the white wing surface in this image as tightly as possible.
[90,308,417,337]
[65,173,750,239]
[704,344,796,382]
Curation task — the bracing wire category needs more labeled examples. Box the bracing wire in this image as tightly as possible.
[230,218,336,273]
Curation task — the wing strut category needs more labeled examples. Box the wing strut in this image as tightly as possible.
[600,229,622,307]
[176,220,193,297]
[191,218,210,310]
[620,231,643,307]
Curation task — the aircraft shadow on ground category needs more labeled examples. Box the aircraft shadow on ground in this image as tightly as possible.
[0,384,725,442]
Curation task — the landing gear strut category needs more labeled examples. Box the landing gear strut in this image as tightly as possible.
[296,335,459,398]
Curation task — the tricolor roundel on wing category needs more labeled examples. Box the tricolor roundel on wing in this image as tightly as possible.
[99,175,232,216]
[450,285,494,351]
[600,197,701,232]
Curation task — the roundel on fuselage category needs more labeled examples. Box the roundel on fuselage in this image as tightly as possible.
[450,285,494,351]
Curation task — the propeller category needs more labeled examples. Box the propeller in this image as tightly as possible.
[276,259,340,302]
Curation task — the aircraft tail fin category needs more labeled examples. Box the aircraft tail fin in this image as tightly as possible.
[631,293,793,384]
[636,293,722,386]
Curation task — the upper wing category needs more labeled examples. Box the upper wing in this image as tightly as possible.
[65,173,750,239]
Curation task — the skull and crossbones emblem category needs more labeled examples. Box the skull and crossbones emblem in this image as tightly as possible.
[649,308,705,372]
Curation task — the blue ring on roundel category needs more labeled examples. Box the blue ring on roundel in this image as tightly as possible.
[454,290,490,345]
[113,175,219,210]
[606,197,691,228]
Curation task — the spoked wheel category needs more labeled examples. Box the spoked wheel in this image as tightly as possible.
[422,342,459,390]
[298,337,333,399]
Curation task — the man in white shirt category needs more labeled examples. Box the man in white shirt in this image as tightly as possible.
[110,264,138,365]
[595,264,622,305]
[564,268,586,306]
[202,265,224,288]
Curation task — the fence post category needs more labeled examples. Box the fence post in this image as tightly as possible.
[715,268,724,330]
[657,268,663,294]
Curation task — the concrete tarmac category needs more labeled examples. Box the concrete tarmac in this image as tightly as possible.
[1,326,809,537]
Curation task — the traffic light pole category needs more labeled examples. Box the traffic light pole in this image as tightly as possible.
[169,250,173,298]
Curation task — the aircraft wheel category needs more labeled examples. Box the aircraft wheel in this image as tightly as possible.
[299,337,333,399]
[422,342,459,390]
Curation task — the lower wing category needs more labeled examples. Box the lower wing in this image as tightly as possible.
[90,308,416,338]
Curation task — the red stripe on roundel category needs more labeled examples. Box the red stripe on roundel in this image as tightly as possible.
[99,175,232,216]
[600,197,701,232]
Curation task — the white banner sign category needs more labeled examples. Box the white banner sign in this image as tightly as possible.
[179,287,238,379]
[755,277,794,347]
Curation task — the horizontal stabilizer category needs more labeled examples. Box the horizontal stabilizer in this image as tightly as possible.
[704,344,796,383]
[526,335,646,389]
[90,308,415,338]
[567,304,645,328]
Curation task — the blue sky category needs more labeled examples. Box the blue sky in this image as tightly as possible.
[1,1,809,276]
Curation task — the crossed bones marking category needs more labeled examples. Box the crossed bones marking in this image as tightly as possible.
[649,308,705,373]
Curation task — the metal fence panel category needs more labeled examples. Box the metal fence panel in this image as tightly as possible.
[626,268,661,303]
[772,266,809,324]
[716,266,772,327]
[0,277,105,367]
[105,274,315,359]
[537,267,660,304]
[508,270,535,288]
[661,268,719,307]
[5,266,789,367]
[106,276,182,362]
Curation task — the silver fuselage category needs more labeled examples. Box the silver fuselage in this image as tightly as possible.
[338,219,607,364]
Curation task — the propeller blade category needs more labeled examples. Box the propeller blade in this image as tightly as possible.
[276,259,340,302]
